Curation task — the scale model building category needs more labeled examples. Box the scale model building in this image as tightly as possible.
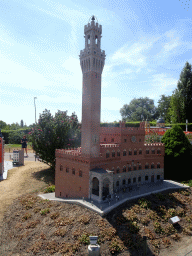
[55,16,165,203]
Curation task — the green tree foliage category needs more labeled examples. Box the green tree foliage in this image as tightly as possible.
[167,89,185,124]
[156,95,171,123]
[177,61,192,123]
[28,109,81,170]
[161,125,192,181]
[120,97,157,121]
[161,125,192,158]
[0,120,7,129]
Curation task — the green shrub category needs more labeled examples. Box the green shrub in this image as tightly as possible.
[44,185,55,193]
[79,233,90,244]
[138,198,152,209]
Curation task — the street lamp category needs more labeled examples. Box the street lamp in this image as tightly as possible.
[34,97,37,123]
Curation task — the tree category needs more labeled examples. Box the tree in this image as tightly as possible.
[167,89,185,123]
[0,120,7,129]
[161,125,192,181]
[28,109,81,171]
[177,61,192,122]
[20,120,24,127]
[120,97,157,121]
[156,95,171,123]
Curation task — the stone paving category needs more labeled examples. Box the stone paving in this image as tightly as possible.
[39,180,189,216]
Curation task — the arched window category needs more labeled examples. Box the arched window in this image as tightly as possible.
[88,35,90,44]
[129,149,132,155]
[79,170,82,177]
[157,148,161,154]
[95,35,98,44]
[112,150,115,157]
[112,167,115,172]
[145,175,148,181]
[66,166,69,173]
[134,149,137,155]
[123,165,126,172]
[157,175,160,180]
[157,163,160,168]
[146,149,149,154]
[60,164,63,171]
[117,150,120,157]
[151,163,155,169]
[151,149,155,154]
[145,163,149,169]
[106,150,110,158]
[116,167,120,173]
[139,149,142,155]
[123,149,126,156]
[133,164,137,171]
[116,181,119,187]
[128,178,131,184]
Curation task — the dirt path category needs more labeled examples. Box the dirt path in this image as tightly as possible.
[0,161,50,224]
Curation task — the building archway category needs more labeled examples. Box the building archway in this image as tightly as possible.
[92,177,99,196]
[103,177,110,199]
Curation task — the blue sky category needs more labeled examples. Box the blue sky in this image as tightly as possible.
[1,0,192,126]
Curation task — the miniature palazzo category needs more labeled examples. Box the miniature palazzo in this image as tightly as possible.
[55,16,165,203]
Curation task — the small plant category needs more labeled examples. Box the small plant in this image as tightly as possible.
[138,198,151,209]
[109,238,124,254]
[124,209,138,222]
[131,204,141,213]
[164,223,176,235]
[79,233,90,244]
[147,211,160,221]
[178,189,190,196]
[22,212,32,221]
[50,212,60,219]
[26,220,40,229]
[140,216,150,225]
[153,221,164,234]
[34,208,41,213]
[171,233,181,241]
[162,237,171,247]
[144,227,156,240]
[78,214,90,224]
[54,227,67,237]
[176,206,185,217]
[168,208,176,217]
[44,185,55,193]
[40,208,50,215]
[151,239,160,248]
[126,221,140,234]
[100,227,117,241]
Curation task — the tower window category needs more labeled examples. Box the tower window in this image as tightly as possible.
[60,164,63,171]
[146,149,149,154]
[117,150,120,157]
[123,166,126,172]
[134,149,137,155]
[151,149,155,154]
[157,163,160,168]
[66,167,69,173]
[139,149,142,155]
[116,167,120,173]
[72,168,75,175]
[124,139,127,143]
[111,138,114,142]
[112,151,115,157]
[133,177,136,183]
[129,149,132,155]
[123,150,126,156]
[106,151,110,158]
[128,178,131,184]
[151,163,155,169]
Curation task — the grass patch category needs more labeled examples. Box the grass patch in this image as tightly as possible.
[44,185,55,193]
[40,208,50,215]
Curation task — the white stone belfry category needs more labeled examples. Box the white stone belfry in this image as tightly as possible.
[79,16,106,158]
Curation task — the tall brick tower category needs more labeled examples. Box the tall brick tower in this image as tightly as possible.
[79,16,106,158]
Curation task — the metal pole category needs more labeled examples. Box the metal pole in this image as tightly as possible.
[34,97,37,123]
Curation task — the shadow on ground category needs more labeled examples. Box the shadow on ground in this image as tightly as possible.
[32,168,55,186]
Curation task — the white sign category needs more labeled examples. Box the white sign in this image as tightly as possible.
[169,216,180,224]
[89,236,98,245]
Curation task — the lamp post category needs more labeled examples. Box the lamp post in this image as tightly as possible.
[34,97,37,123]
